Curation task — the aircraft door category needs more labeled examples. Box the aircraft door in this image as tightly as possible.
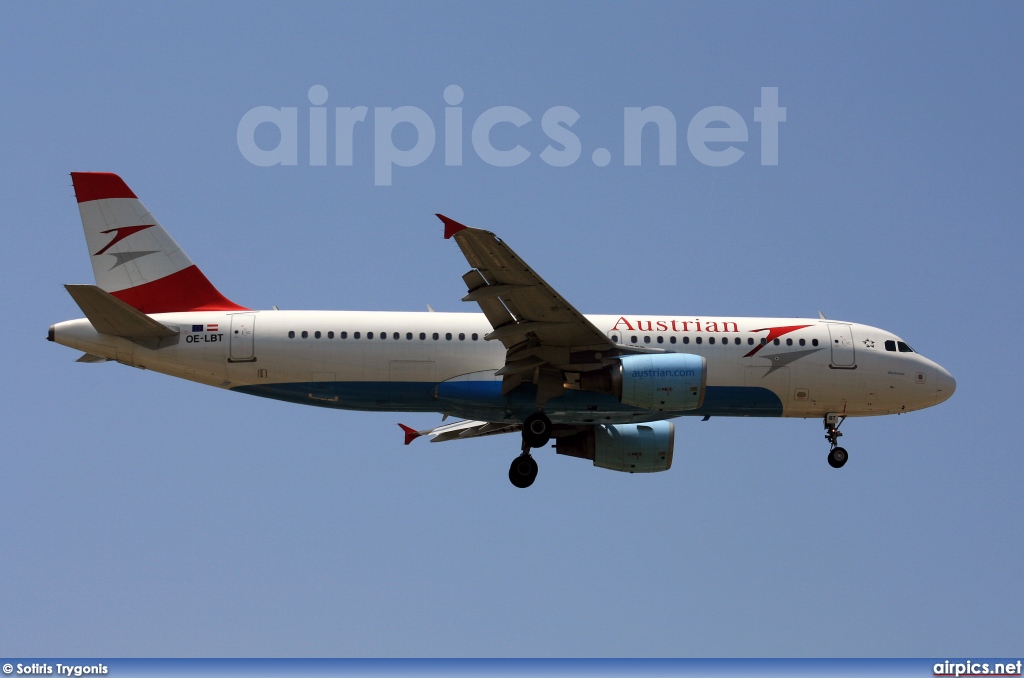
[827,323,856,368]
[229,313,256,362]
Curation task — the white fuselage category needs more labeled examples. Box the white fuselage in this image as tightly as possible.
[51,310,955,424]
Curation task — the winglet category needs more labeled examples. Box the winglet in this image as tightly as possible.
[436,214,468,239]
[398,423,421,445]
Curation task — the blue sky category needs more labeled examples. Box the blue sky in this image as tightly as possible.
[1,1,1022,657]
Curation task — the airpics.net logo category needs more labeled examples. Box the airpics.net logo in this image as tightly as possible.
[237,85,786,186]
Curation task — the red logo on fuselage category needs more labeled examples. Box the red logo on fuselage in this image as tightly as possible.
[743,325,812,357]
[607,317,814,358]
[610,317,739,333]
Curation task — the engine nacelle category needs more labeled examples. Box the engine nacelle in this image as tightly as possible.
[619,353,706,411]
[556,421,675,473]
[580,353,706,412]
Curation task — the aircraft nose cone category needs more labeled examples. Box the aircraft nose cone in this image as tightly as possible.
[934,365,956,404]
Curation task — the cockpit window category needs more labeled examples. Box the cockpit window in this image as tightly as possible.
[897,341,914,353]
[885,340,896,352]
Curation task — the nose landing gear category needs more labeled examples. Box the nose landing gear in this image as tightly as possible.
[824,413,848,468]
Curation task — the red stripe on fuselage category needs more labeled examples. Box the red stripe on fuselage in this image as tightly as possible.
[71,172,138,202]
[109,265,248,314]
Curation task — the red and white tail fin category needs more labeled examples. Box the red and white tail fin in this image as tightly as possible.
[71,172,246,314]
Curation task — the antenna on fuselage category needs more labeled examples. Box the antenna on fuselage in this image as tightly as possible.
[819,311,827,319]
[427,304,436,312]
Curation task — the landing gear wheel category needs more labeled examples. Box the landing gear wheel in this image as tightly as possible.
[828,446,848,469]
[522,412,552,449]
[509,454,538,488]
[823,414,848,468]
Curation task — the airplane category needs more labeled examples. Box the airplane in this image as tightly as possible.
[49,172,956,488]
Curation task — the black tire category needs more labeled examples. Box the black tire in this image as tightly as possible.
[522,412,552,449]
[508,454,538,488]
[828,446,848,469]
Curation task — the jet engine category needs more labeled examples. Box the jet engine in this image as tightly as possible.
[556,421,675,473]
[579,353,706,412]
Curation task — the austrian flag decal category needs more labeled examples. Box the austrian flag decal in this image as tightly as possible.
[191,324,219,332]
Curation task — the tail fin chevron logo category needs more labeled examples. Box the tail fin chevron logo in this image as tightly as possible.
[93,225,155,256]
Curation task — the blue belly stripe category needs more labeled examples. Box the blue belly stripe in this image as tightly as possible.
[230,381,784,419]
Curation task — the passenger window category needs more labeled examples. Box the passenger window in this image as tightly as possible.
[786,338,792,346]
[459,333,465,340]
[288,331,295,338]
[328,331,334,339]
[341,331,348,339]
[381,332,387,340]
[761,338,767,346]
[669,336,676,344]
[315,331,321,339]
[611,334,619,343]
[631,335,638,343]
[445,333,452,340]
[709,337,715,345]
[644,336,650,344]
[683,336,690,344]
[406,332,412,340]
[472,333,478,340]
[897,341,914,353]
[354,332,360,339]
[657,336,664,344]
[696,337,703,344]
[773,338,780,345]
[799,338,805,346]
[734,337,741,345]
[419,332,426,340]
[747,337,754,345]
[393,332,400,340]
[301,331,308,338]
[432,332,439,340]
[812,338,818,346]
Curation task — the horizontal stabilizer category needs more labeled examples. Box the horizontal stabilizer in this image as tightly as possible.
[64,284,179,348]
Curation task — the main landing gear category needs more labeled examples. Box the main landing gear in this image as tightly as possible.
[824,413,848,469]
[509,411,552,488]
[509,451,539,488]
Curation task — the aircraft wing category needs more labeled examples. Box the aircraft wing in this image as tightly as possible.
[438,214,658,402]
[399,420,521,444]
